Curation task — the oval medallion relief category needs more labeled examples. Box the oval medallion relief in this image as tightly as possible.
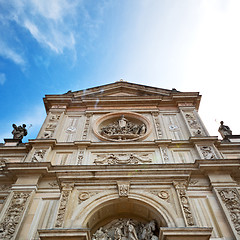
[93,112,151,142]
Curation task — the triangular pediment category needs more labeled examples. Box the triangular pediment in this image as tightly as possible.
[71,81,175,99]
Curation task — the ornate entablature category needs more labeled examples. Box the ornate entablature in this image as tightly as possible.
[93,112,151,142]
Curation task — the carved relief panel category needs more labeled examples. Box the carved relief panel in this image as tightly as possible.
[92,152,154,165]
[93,112,151,142]
[0,192,31,239]
[40,113,61,139]
[218,188,240,237]
[181,110,207,137]
[197,145,220,160]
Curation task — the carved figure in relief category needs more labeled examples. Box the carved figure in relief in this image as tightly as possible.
[219,189,240,235]
[100,116,146,141]
[31,149,46,162]
[12,124,27,142]
[127,220,138,240]
[92,219,158,240]
[94,153,151,165]
[200,146,216,159]
[218,121,232,139]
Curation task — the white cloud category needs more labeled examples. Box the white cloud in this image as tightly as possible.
[0,40,26,66]
[0,73,6,85]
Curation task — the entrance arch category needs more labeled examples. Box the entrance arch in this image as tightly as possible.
[73,192,179,234]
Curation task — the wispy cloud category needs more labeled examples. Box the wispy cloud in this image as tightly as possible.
[0,40,26,66]
[0,73,6,85]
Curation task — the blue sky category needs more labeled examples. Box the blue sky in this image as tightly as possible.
[0,0,239,142]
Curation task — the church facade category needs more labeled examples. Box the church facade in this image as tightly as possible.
[0,81,240,240]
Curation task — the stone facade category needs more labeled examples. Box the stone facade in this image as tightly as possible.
[0,81,240,240]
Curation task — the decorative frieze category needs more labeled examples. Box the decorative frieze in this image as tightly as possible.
[82,114,91,140]
[173,181,194,226]
[185,112,202,136]
[117,181,130,197]
[218,188,240,235]
[160,147,170,163]
[77,150,84,165]
[152,112,162,138]
[0,192,31,239]
[31,149,47,162]
[42,114,61,139]
[94,153,152,165]
[55,183,73,228]
[55,190,70,228]
[199,146,216,159]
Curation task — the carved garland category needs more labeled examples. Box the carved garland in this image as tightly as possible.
[173,181,194,226]
[31,149,47,162]
[82,114,91,140]
[55,190,71,228]
[160,147,169,163]
[199,146,216,159]
[77,150,84,165]
[185,112,202,136]
[42,114,61,139]
[0,192,31,239]
[152,112,162,138]
[218,188,240,235]
[94,153,152,165]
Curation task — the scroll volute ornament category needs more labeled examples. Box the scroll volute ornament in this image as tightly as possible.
[93,112,152,142]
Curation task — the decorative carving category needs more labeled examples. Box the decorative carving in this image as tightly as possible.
[218,121,232,139]
[78,192,90,203]
[31,149,47,162]
[42,114,60,139]
[55,190,70,228]
[152,112,162,138]
[78,191,97,204]
[168,124,179,131]
[65,126,77,134]
[219,188,240,235]
[185,113,202,136]
[158,190,169,200]
[0,192,30,239]
[92,219,158,240]
[173,181,194,226]
[11,124,27,142]
[82,114,91,140]
[160,147,169,163]
[189,180,199,186]
[77,150,84,165]
[0,184,11,191]
[100,115,146,141]
[0,159,6,169]
[117,182,130,197]
[200,146,216,159]
[48,181,58,188]
[94,153,152,165]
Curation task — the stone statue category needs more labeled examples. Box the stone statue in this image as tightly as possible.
[218,121,232,139]
[92,218,158,240]
[11,124,27,142]
[100,116,147,141]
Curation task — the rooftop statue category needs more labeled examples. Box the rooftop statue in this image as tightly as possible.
[218,121,232,139]
[12,124,27,142]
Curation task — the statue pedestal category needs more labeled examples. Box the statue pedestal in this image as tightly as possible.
[4,138,21,146]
